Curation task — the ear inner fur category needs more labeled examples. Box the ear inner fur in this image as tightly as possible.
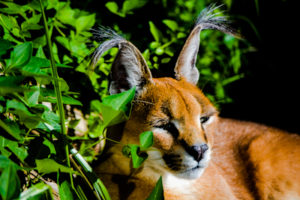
[109,42,152,94]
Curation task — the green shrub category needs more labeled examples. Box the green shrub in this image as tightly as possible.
[0,0,252,199]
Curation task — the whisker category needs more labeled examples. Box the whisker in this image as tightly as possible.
[132,100,155,105]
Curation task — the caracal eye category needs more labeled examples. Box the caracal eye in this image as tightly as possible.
[200,116,210,124]
[155,122,179,138]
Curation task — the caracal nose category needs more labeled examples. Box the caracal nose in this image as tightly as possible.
[190,144,209,162]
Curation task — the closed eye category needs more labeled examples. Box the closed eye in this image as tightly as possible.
[154,122,179,138]
[200,116,210,124]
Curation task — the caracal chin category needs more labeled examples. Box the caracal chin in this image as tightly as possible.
[92,5,300,200]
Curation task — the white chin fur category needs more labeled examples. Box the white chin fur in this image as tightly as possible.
[175,166,205,179]
[144,148,211,180]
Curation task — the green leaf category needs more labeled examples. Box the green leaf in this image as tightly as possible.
[102,87,135,116]
[147,176,164,200]
[0,118,24,141]
[0,2,29,15]
[25,87,40,106]
[19,182,53,200]
[98,103,127,128]
[0,160,21,200]
[15,56,50,77]
[21,14,43,31]
[139,131,153,150]
[75,14,96,34]
[37,109,61,132]
[0,38,13,57]
[42,138,57,155]
[122,145,131,158]
[155,47,164,55]
[177,32,186,39]
[35,159,77,175]
[70,148,111,200]
[0,76,26,95]
[222,74,244,86]
[59,181,74,200]
[0,155,21,170]
[0,136,28,162]
[224,35,235,49]
[56,3,76,26]
[39,89,82,106]
[105,2,123,17]
[130,144,148,168]
[149,21,162,42]
[122,0,147,13]
[10,42,32,68]
[162,19,178,31]
[6,100,42,129]
[90,87,135,137]
[215,82,225,99]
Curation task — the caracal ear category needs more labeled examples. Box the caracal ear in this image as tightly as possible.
[174,4,239,85]
[92,27,152,95]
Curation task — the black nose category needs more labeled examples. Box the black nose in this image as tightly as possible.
[190,144,209,162]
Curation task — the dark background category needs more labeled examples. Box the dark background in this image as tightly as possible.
[221,0,299,133]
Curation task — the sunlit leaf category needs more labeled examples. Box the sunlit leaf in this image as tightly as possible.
[56,3,76,26]
[59,181,74,200]
[19,182,53,200]
[6,100,42,129]
[0,136,28,162]
[39,89,82,106]
[75,14,96,34]
[101,87,135,116]
[10,42,32,68]
[122,0,147,13]
[0,118,24,141]
[146,176,164,200]
[0,2,29,15]
[70,148,111,200]
[162,19,178,31]
[140,131,153,150]
[105,2,123,17]
[25,87,40,106]
[35,159,77,175]
[0,160,21,200]
[42,138,57,155]
[149,21,162,42]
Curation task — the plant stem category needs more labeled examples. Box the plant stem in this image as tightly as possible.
[39,0,73,186]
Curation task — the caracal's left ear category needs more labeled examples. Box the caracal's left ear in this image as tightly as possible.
[92,27,152,95]
[174,4,239,85]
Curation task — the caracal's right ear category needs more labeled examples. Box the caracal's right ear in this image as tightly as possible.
[174,4,240,85]
[92,27,152,95]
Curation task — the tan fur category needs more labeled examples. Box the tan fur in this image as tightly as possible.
[95,77,300,199]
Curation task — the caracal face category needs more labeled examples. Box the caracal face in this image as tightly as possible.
[129,77,218,179]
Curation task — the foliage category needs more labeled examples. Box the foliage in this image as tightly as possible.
[147,176,164,200]
[0,0,254,199]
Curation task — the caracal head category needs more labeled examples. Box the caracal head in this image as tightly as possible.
[93,5,236,179]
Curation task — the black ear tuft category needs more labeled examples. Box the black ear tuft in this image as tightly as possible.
[92,27,152,95]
